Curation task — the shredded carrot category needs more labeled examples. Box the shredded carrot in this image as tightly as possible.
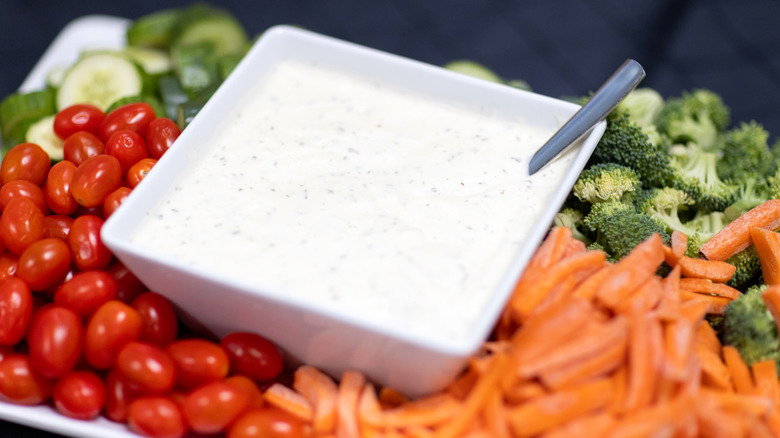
[263,382,314,422]
[676,255,737,282]
[761,285,780,337]
[694,319,722,356]
[700,199,780,261]
[671,230,689,260]
[595,233,665,308]
[752,360,780,404]
[722,345,755,394]
[751,227,780,285]
[679,289,733,315]
[679,277,741,299]
[293,365,339,434]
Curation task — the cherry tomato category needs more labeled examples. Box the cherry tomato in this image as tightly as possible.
[53,104,105,139]
[0,277,33,346]
[131,291,178,346]
[44,160,79,216]
[70,154,122,208]
[26,305,83,379]
[0,142,51,186]
[146,117,181,159]
[220,332,284,381]
[63,131,105,166]
[17,238,71,292]
[84,300,143,369]
[105,130,150,175]
[116,341,176,394]
[0,354,53,405]
[44,215,74,241]
[105,369,137,422]
[52,370,106,420]
[126,158,157,188]
[54,270,118,319]
[68,214,112,271]
[0,197,45,255]
[0,179,48,214]
[98,102,156,142]
[106,259,147,303]
[166,339,229,390]
[181,380,250,434]
[127,396,187,438]
[228,407,309,438]
[225,375,264,409]
[103,186,132,219]
[0,252,18,282]
[0,344,14,363]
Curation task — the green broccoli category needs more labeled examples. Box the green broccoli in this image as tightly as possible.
[668,142,736,212]
[717,121,774,183]
[572,163,641,204]
[654,88,730,151]
[724,175,770,222]
[721,285,780,373]
[553,207,590,243]
[635,187,697,236]
[590,110,678,189]
[583,201,669,261]
[616,88,665,145]
[726,246,762,291]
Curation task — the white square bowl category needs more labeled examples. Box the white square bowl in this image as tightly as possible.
[101,25,605,397]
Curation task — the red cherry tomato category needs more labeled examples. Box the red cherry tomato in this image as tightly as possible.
[103,186,132,219]
[225,375,264,409]
[63,131,105,166]
[0,354,53,405]
[228,407,309,438]
[166,339,229,390]
[0,142,51,186]
[52,370,106,420]
[70,154,122,208]
[131,291,178,346]
[106,260,147,303]
[220,332,284,381]
[26,305,83,379]
[105,130,150,175]
[105,369,136,422]
[116,341,176,394]
[0,197,45,255]
[98,102,156,142]
[54,270,118,319]
[53,104,105,139]
[44,160,79,216]
[128,396,187,438]
[0,277,33,346]
[68,214,112,271]
[146,117,181,159]
[182,380,250,434]
[44,215,74,241]
[126,158,157,188]
[0,179,48,214]
[0,252,18,282]
[84,300,143,369]
[17,238,71,292]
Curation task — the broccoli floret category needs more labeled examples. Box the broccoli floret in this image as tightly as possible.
[717,121,773,183]
[682,210,728,258]
[635,187,697,236]
[583,201,669,261]
[727,246,762,291]
[722,285,780,373]
[669,142,736,212]
[591,110,677,189]
[724,175,770,222]
[572,163,641,204]
[617,88,665,145]
[655,89,730,151]
[553,208,590,244]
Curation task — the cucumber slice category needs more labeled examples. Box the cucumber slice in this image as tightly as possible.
[124,46,172,76]
[126,7,183,48]
[172,4,248,57]
[0,89,55,143]
[443,60,502,83]
[25,115,64,161]
[171,43,219,96]
[46,65,69,89]
[56,53,146,112]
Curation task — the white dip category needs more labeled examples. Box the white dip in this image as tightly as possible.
[131,59,575,344]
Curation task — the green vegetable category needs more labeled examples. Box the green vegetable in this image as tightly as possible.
[126,7,183,48]
[171,3,249,57]
[553,208,590,244]
[0,89,56,146]
[721,285,780,374]
[443,60,502,83]
[635,187,696,237]
[56,52,146,111]
[583,200,670,261]
[24,115,63,161]
[717,120,773,183]
[668,142,736,212]
[655,88,730,151]
[726,246,762,290]
[572,163,641,205]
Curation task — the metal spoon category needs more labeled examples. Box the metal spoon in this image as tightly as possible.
[528,59,646,175]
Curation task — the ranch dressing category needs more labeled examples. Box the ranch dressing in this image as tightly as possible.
[131,59,574,343]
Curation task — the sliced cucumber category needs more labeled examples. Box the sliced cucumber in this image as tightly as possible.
[172,4,248,57]
[0,89,55,144]
[46,65,69,89]
[124,46,172,76]
[56,53,146,112]
[443,60,502,83]
[171,43,219,96]
[126,7,183,48]
[158,76,189,120]
[25,115,64,161]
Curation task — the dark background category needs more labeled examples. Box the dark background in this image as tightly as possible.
[0,0,779,436]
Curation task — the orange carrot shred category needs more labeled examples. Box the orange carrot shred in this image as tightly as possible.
[722,345,755,394]
[700,199,780,261]
[336,370,365,438]
[596,233,665,308]
[679,278,741,299]
[694,320,722,356]
[761,285,780,339]
[263,382,314,422]
[751,227,780,285]
[676,256,737,283]
[293,365,339,434]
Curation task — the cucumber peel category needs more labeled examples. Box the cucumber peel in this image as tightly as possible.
[56,53,146,111]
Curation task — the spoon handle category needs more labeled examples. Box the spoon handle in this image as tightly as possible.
[528,59,645,175]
